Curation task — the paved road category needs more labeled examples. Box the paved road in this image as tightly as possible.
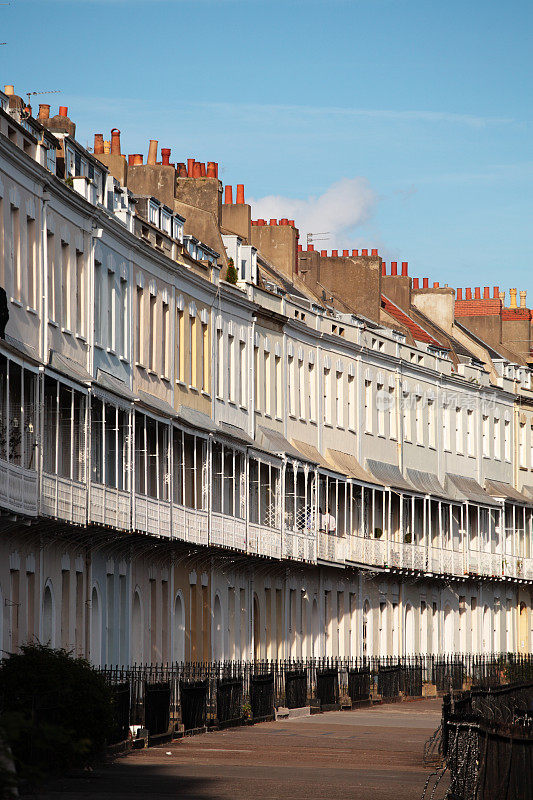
[38,699,444,800]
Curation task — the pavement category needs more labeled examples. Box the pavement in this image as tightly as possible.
[36,698,444,800]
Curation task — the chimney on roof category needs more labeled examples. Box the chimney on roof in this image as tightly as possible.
[457,288,463,300]
[474,287,481,299]
[161,148,171,166]
[483,286,490,299]
[94,133,104,154]
[413,278,419,289]
[466,288,472,299]
[361,249,368,256]
[110,128,121,155]
[187,158,195,177]
[298,244,303,252]
[38,104,50,121]
[4,85,14,95]
[236,184,245,204]
[391,261,397,276]
[509,288,517,309]
[308,245,314,252]
[147,140,158,165]
[352,249,358,257]
[280,219,289,226]
[401,261,408,276]
[433,282,440,288]
[332,249,338,257]
[224,185,233,204]
[103,140,111,154]
[192,162,202,178]
[520,290,527,309]
[499,291,505,303]
[177,162,187,176]
[343,249,349,256]
[206,161,217,178]
[371,248,378,256]
[133,154,143,165]
[382,262,386,276]
[58,106,68,117]
[269,219,277,226]
[321,249,327,256]
[423,278,429,288]
[493,286,499,299]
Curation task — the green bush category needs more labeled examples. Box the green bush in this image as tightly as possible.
[0,644,114,784]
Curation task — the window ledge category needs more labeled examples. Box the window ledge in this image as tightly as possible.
[26,305,38,315]
[75,334,87,344]
[48,319,59,328]
[176,379,187,388]
[10,298,22,308]
[135,361,146,369]
[61,327,73,336]
[147,369,158,377]
[106,347,116,356]
[201,391,211,399]
[161,375,171,384]
[324,422,333,429]
[119,356,129,364]
[189,385,199,393]
[228,400,237,407]
[239,404,248,411]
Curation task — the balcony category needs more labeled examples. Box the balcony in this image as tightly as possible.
[0,460,38,517]
[41,473,86,524]
[349,535,387,568]
[318,532,346,564]
[89,483,131,531]
[283,529,316,563]
[248,523,282,560]
[210,513,246,551]
[134,494,171,537]
[172,505,209,546]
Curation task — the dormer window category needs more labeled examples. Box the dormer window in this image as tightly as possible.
[161,209,171,235]
[173,217,183,242]
[46,146,56,174]
[149,201,159,226]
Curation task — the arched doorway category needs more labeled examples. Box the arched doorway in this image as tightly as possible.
[214,594,223,661]
[311,598,319,656]
[405,604,415,654]
[482,606,491,652]
[131,590,143,665]
[444,604,454,653]
[90,586,101,666]
[519,602,528,653]
[42,582,54,646]
[253,594,260,660]
[173,593,185,663]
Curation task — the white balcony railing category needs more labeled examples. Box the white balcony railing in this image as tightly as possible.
[248,523,282,560]
[90,483,130,531]
[0,460,38,516]
[134,495,171,537]
[283,529,316,563]
[172,505,209,546]
[41,473,86,524]
[210,513,246,552]
[318,532,346,563]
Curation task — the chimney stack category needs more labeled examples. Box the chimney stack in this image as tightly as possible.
[382,263,386,276]
[224,185,233,204]
[423,278,429,288]
[110,128,121,155]
[466,288,472,299]
[321,249,327,256]
[4,85,14,96]
[391,261,398,276]
[401,261,408,276]
[103,140,111,154]
[371,248,378,256]
[128,155,135,166]
[187,158,195,177]
[206,161,217,178]
[361,249,368,256]
[520,290,527,309]
[236,184,245,204]
[147,140,158,165]
[132,154,143,165]
[161,147,171,166]
[58,106,68,117]
[413,278,419,289]
[483,286,490,299]
[457,288,463,300]
[510,288,517,309]
[493,286,499,299]
[474,287,481,299]
[433,282,440,288]
[192,162,202,178]
[38,104,50,120]
[352,249,359,257]
[94,133,104,154]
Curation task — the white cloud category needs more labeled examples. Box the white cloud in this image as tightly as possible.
[249,177,377,250]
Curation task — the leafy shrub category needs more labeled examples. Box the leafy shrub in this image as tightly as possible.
[0,644,114,783]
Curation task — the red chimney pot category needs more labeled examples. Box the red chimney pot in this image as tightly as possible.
[236,184,245,204]
[493,286,499,299]
[206,161,217,178]
[474,287,481,299]
[401,261,408,276]
[193,162,202,178]
[433,282,440,288]
[352,249,358,257]
[361,249,368,256]
[331,249,338,257]
[371,248,378,256]
[321,250,327,256]
[382,263,386,276]
[110,128,121,155]
[466,288,472,299]
[94,133,104,155]
[58,106,68,117]
[187,158,195,178]
[413,278,419,289]
[297,244,303,252]
[307,245,314,252]
[161,148,171,166]
[457,288,463,300]
[423,278,429,288]
[280,218,289,226]
[391,261,398,276]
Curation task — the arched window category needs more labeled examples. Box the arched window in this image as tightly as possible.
[42,582,54,647]
[131,589,143,665]
[173,593,185,663]
[90,586,102,666]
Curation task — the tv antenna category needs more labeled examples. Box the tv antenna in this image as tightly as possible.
[307,232,330,246]
[26,89,61,103]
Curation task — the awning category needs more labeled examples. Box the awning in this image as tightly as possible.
[4,334,40,364]
[406,468,448,498]
[484,479,531,504]
[48,351,92,384]
[445,474,499,506]
[366,459,416,492]
[95,369,137,401]
[326,449,383,486]
[137,389,176,419]
[291,439,331,469]
[255,426,302,460]
[217,421,254,445]
[177,405,217,433]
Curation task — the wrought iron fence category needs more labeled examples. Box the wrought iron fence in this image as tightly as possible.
[98,653,533,742]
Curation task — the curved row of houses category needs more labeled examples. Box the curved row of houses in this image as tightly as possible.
[0,86,531,665]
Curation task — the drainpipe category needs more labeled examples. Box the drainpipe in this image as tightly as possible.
[395,369,403,470]
[40,187,50,364]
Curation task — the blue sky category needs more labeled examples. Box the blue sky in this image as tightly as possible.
[2,0,532,295]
